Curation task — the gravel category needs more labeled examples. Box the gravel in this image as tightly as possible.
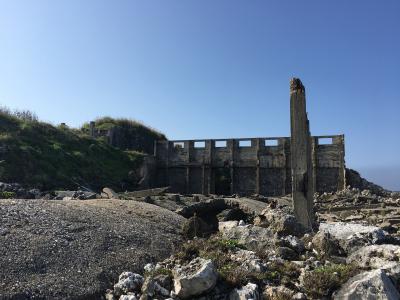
[0,199,185,299]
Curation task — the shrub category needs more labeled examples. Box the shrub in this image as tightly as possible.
[0,191,16,199]
[303,264,359,298]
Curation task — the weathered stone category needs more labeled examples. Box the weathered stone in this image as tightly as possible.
[290,78,315,230]
[347,244,400,270]
[333,269,400,300]
[182,215,214,239]
[173,257,217,299]
[114,272,144,296]
[318,222,388,253]
[263,285,295,299]
[276,246,298,260]
[311,230,342,257]
[140,276,170,299]
[229,282,260,300]
[220,224,276,251]
[218,221,239,232]
[103,187,119,199]
[256,208,303,236]
[280,235,305,253]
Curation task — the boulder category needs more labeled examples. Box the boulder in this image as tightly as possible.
[230,282,260,300]
[173,257,217,299]
[276,246,298,260]
[347,244,400,276]
[219,221,239,232]
[333,269,400,300]
[254,208,302,236]
[318,222,388,253]
[280,235,305,253]
[182,215,215,239]
[103,187,120,199]
[140,276,170,299]
[220,224,276,251]
[114,272,144,296]
[311,230,343,257]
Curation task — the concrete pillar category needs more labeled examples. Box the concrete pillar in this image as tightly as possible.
[89,121,96,138]
[290,78,315,230]
[255,138,261,195]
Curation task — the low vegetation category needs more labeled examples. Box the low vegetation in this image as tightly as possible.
[81,117,166,154]
[0,109,146,191]
[303,263,360,298]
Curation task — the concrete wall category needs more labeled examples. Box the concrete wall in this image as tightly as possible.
[154,135,345,196]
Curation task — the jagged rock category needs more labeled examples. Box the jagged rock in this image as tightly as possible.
[230,282,260,300]
[105,290,116,300]
[347,244,400,271]
[120,295,138,300]
[140,276,170,299]
[318,222,388,253]
[280,235,305,253]
[103,187,120,199]
[311,230,343,257]
[220,224,276,251]
[263,285,295,299]
[230,249,266,272]
[219,221,239,232]
[276,246,298,260]
[254,208,302,236]
[333,269,400,300]
[114,272,144,296]
[173,257,217,299]
[182,215,214,238]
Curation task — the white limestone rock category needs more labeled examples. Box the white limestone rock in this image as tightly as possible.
[333,269,400,300]
[318,222,388,252]
[173,257,217,299]
[220,224,275,251]
[230,282,260,300]
[114,272,144,296]
[219,221,239,232]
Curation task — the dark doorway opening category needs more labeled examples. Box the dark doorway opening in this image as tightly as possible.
[214,167,231,195]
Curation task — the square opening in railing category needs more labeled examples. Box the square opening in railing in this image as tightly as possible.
[318,137,333,145]
[173,142,184,149]
[239,140,252,147]
[265,139,278,146]
[194,141,205,148]
[215,140,227,148]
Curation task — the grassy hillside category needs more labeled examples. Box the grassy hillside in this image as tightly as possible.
[82,117,166,154]
[0,112,145,191]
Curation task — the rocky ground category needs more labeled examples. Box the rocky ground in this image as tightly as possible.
[0,199,185,299]
[1,186,400,299]
[103,189,400,300]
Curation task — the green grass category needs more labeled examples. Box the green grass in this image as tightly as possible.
[81,116,166,154]
[0,112,145,191]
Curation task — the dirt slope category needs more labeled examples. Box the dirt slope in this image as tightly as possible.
[0,199,185,299]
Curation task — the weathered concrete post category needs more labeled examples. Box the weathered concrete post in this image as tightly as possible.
[89,121,96,138]
[290,78,315,230]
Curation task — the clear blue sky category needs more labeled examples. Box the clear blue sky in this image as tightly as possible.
[1,1,399,190]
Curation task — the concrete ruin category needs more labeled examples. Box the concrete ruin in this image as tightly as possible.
[153,78,346,205]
